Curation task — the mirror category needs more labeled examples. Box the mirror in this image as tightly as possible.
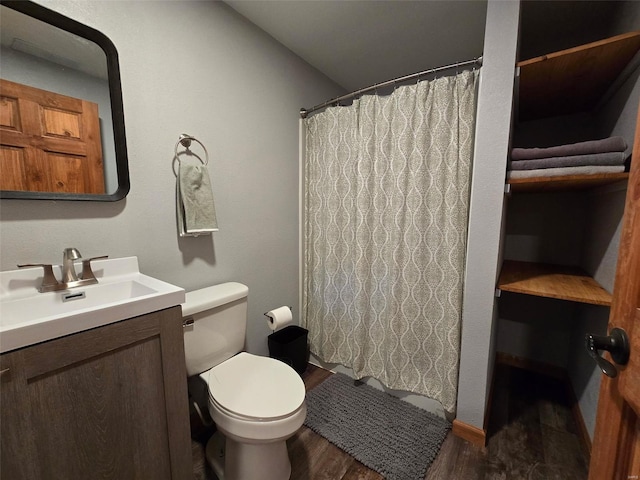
[0,0,129,201]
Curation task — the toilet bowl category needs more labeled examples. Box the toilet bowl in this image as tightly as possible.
[182,283,306,480]
[200,352,306,479]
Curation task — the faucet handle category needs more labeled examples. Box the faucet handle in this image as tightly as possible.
[17,264,60,292]
[63,247,82,260]
[80,256,109,281]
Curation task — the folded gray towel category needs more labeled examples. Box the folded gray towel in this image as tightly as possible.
[509,151,626,170]
[507,165,625,179]
[511,136,627,161]
[177,163,218,237]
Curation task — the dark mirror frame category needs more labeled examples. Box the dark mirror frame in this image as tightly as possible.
[0,0,129,201]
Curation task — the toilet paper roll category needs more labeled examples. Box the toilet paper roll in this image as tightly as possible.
[265,306,293,331]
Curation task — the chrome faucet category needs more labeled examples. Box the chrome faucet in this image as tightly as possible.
[62,247,82,283]
[18,248,108,293]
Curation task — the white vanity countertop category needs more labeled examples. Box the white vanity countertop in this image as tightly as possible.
[0,256,185,353]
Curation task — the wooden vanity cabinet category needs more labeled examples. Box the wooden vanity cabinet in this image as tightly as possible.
[0,306,193,480]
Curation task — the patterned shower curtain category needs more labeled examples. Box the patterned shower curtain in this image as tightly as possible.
[302,70,479,414]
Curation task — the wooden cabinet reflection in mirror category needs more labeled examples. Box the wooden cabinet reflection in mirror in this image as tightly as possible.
[0,78,104,194]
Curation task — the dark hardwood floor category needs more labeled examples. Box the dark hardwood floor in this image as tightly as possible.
[192,362,589,480]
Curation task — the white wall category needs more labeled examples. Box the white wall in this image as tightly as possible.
[567,18,640,438]
[456,0,520,429]
[0,0,343,356]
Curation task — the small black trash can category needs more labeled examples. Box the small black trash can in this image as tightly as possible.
[268,325,308,375]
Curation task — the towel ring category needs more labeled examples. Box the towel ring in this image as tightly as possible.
[174,133,209,166]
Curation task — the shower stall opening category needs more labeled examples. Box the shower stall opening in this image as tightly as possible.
[300,60,481,415]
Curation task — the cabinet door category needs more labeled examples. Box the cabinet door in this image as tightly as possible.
[0,350,40,478]
[0,307,192,480]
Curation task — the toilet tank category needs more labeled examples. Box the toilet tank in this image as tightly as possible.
[182,282,249,376]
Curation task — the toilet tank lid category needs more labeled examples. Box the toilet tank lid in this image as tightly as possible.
[182,282,248,317]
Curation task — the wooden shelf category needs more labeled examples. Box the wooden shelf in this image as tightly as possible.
[507,172,629,193]
[497,260,612,306]
[517,31,640,121]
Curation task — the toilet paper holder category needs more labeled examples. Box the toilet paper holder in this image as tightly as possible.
[263,306,292,317]
[264,306,294,332]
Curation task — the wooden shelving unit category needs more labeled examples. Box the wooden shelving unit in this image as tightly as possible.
[509,32,639,193]
[507,172,629,193]
[498,32,640,307]
[517,31,640,121]
[498,260,612,306]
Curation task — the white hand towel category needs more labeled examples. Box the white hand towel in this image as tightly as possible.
[176,163,218,237]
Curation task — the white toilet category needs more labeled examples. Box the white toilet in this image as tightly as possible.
[182,282,306,480]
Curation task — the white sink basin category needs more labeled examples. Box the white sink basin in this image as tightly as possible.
[0,256,185,353]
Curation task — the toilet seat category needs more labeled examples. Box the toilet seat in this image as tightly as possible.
[201,352,305,421]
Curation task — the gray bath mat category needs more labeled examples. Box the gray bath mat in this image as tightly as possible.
[304,372,450,480]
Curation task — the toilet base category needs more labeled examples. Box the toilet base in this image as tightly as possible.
[205,431,226,480]
[205,431,292,480]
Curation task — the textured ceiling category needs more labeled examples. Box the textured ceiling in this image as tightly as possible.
[225,1,488,92]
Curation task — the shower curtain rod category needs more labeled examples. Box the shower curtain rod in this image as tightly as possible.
[300,56,482,118]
